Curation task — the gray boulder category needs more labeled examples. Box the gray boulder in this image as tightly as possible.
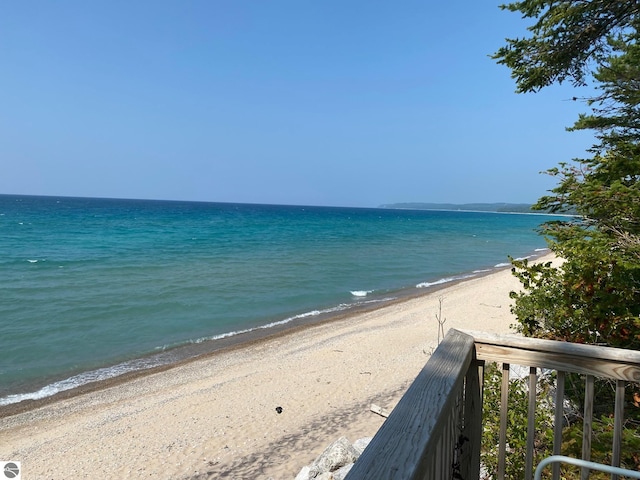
[313,473,334,480]
[295,466,312,480]
[352,437,372,456]
[332,463,354,480]
[308,437,358,478]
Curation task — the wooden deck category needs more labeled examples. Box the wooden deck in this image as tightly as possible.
[345,329,640,480]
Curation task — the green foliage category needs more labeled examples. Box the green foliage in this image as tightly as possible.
[481,363,555,479]
[560,374,640,476]
[500,0,640,350]
[493,0,640,93]
[510,250,640,348]
[490,3,640,476]
[481,365,640,479]
[563,414,640,476]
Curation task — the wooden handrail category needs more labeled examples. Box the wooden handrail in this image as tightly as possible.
[462,330,640,382]
[345,330,640,480]
[345,329,479,479]
[462,330,640,480]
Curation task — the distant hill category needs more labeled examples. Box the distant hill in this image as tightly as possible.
[379,202,540,213]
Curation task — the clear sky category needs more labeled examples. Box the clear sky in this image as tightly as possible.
[1,1,595,208]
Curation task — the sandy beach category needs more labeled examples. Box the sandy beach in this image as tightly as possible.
[0,254,554,479]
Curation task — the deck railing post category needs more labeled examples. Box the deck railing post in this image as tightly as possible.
[581,374,594,480]
[611,380,625,480]
[459,358,482,479]
[552,370,566,480]
[525,366,538,480]
[497,362,510,480]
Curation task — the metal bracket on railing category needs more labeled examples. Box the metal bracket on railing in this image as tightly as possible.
[534,455,640,480]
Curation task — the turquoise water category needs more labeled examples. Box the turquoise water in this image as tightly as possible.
[0,195,553,405]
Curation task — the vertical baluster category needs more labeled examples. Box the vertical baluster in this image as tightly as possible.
[426,437,434,480]
[460,361,482,479]
[525,366,537,480]
[581,374,594,480]
[478,361,485,408]
[553,370,566,480]
[456,385,463,474]
[451,391,459,476]
[435,433,443,479]
[452,399,458,477]
[611,379,625,480]
[429,453,435,480]
[498,363,510,480]
[443,406,451,479]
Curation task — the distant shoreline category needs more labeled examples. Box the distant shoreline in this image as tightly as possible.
[379,202,576,215]
[383,207,556,216]
[2,193,570,215]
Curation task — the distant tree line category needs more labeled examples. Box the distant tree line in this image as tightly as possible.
[379,202,555,214]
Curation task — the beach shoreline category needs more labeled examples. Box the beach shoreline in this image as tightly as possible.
[0,253,555,479]
[0,249,551,413]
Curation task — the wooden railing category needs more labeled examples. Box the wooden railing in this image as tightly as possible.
[345,329,640,480]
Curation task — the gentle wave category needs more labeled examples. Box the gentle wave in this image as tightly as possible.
[194,297,395,344]
[350,290,373,297]
[0,357,166,407]
[417,254,545,287]
[0,296,397,406]
[416,273,477,289]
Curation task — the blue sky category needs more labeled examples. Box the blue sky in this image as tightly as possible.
[1,1,594,207]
